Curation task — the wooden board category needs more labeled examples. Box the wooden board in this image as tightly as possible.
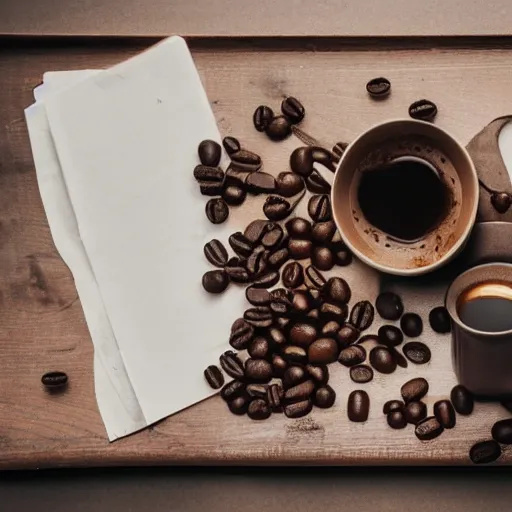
[1,38,512,469]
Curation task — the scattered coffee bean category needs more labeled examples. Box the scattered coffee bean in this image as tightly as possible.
[244,220,270,244]
[403,342,431,364]
[491,192,512,214]
[288,239,313,260]
[225,259,251,284]
[428,306,451,333]
[245,286,271,307]
[281,96,305,124]
[285,218,312,239]
[405,401,427,425]
[272,354,288,377]
[247,245,268,277]
[220,380,245,401]
[308,338,339,364]
[311,246,334,271]
[229,232,253,258]
[248,337,270,359]
[470,440,502,465]
[228,395,249,415]
[324,277,351,304]
[223,184,247,206]
[383,400,405,414]
[336,324,360,347]
[282,261,304,289]
[350,301,375,331]
[204,239,229,267]
[245,383,268,399]
[401,378,429,403]
[198,139,222,167]
[306,170,332,194]
[193,165,224,183]
[41,371,68,388]
[290,146,314,177]
[266,115,292,141]
[263,192,303,221]
[268,248,290,269]
[377,325,403,347]
[350,364,374,383]
[230,149,261,167]
[292,290,314,314]
[253,105,274,132]
[400,313,423,337]
[308,194,332,222]
[311,221,336,245]
[284,380,315,403]
[434,400,456,429]
[289,323,318,348]
[348,390,370,422]
[492,418,512,444]
[369,346,397,374]
[311,147,336,172]
[313,385,336,408]
[284,398,313,418]
[283,365,307,389]
[282,345,308,364]
[246,172,277,194]
[229,318,254,350]
[339,345,367,367]
[320,302,348,322]
[276,172,305,197]
[225,165,250,187]
[244,306,273,328]
[199,182,224,197]
[322,320,341,336]
[253,271,280,288]
[202,270,229,294]
[245,358,273,383]
[366,77,391,98]
[387,410,407,429]
[306,364,329,386]
[393,348,409,369]
[409,99,438,121]
[375,292,404,320]
[333,243,353,266]
[415,416,443,440]
[220,350,245,380]
[450,385,474,415]
[248,398,271,420]
[304,265,326,290]
[222,136,241,155]
[205,198,229,224]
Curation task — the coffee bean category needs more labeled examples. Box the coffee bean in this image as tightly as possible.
[272,354,288,377]
[290,147,314,177]
[387,410,407,429]
[403,342,431,364]
[322,321,341,336]
[225,259,251,284]
[336,324,360,348]
[244,220,270,244]
[320,302,348,323]
[306,364,329,386]
[492,418,512,444]
[304,265,327,290]
[332,141,348,161]
[292,290,314,314]
[221,380,245,401]
[405,401,427,425]
[225,165,250,187]
[393,348,409,369]
[491,192,512,214]
[268,248,290,269]
[220,351,245,380]
[253,105,274,132]
[247,245,268,277]
[204,239,229,267]
[284,398,313,418]
[434,400,456,429]
[470,440,502,465]
[308,194,332,222]
[266,115,292,141]
[366,77,391,98]
[429,306,451,333]
[282,261,304,289]
[415,417,444,440]
[256,272,281,290]
[311,147,336,172]
[246,172,277,194]
[267,383,284,411]
[246,383,269,399]
[324,277,351,304]
[276,172,305,198]
[313,385,336,408]
[263,193,301,221]
[245,286,271,306]
[350,301,375,331]
[401,378,429,403]
[199,182,224,196]
[281,96,305,123]
[228,395,250,415]
[229,232,253,258]
[282,345,308,364]
[202,270,229,294]
[409,99,438,121]
[306,170,332,194]
[348,390,370,422]
[222,136,241,155]
[198,139,222,167]
[223,184,247,206]
[288,239,313,260]
[333,243,353,266]
[230,149,261,167]
[309,289,322,303]
[41,371,68,388]
[285,217,312,239]
[193,164,224,183]
[450,385,474,415]
[205,198,229,224]
[245,358,273,383]
[308,338,339,364]
[311,246,334,271]
[248,398,271,420]
[289,323,317,348]
[284,380,315,403]
[377,325,403,347]
[400,313,423,337]
[283,365,307,389]
[267,327,286,349]
[270,297,293,317]
[229,318,254,350]
[338,345,366,367]
[311,221,336,245]
[248,337,270,359]
[383,400,405,414]
[271,286,291,304]
[350,364,374,383]
[376,292,404,320]
[369,346,397,374]
[244,307,273,328]
[203,365,225,390]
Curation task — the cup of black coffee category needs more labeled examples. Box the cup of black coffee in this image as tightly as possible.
[331,119,479,276]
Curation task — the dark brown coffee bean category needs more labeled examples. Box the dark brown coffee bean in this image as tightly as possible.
[289,323,317,348]
[223,184,246,206]
[434,400,456,429]
[336,324,360,347]
[270,298,293,317]
[290,292,311,315]
[260,225,284,250]
[266,327,285,348]
[231,149,261,167]
[348,390,370,422]
[220,350,245,380]
[220,380,245,401]
[376,292,404,320]
[202,270,229,294]
[415,416,443,440]
[263,196,293,221]
[377,325,403,347]
[492,418,512,444]
[246,172,277,194]
[306,364,329,386]
[428,306,451,333]
[369,346,397,374]
[198,182,224,196]
[267,383,283,411]
[204,239,228,267]
[304,265,327,290]
[306,170,332,194]
[308,338,339,364]
[228,232,253,258]
[387,410,407,429]
[268,248,290,269]
[311,221,336,245]
[405,401,427,425]
[272,354,288,377]
[350,301,375,331]
[228,395,249,415]
[491,192,512,214]
[203,365,224,390]
[311,246,334,271]
[322,321,341,336]
[276,172,305,197]
[281,96,305,124]
[450,384,474,415]
[229,318,254,350]
[284,380,315,403]
[383,400,405,414]
[470,440,502,465]
[266,115,292,141]
[403,342,431,364]
[338,345,366,367]
[283,365,307,389]
[331,141,348,162]
[311,147,336,172]
[253,271,280,289]
[253,105,274,132]
[308,194,332,222]
[205,198,229,224]
[225,165,250,187]
[309,289,322,304]
[244,306,273,328]
[333,243,353,266]
[193,164,224,182]
[290,147,314,177]
[282,345,308,364]
[400,313,423,337]
[285,217,312,239]
[247,245,268,277]
[288,239,312,260]
[245,358,273,383]
[222,136,241,155]
[282,261,304,289]
[246,384,269,399]
[401,377,429,403]
[247,398,271,420]
[350,364,374,383]
[366,77,391,98]
[244,220,270,244]
[198,139,222,167]
[41,371,68,388]
[319,302,348,322]
[245,286,271,307]
[225,259,251,284]
[248,337,270,359]
[324,277,351,304]
[313,385,336,408]
[409,99,438,121]
[392,348,409,369]
[284,398,313,418]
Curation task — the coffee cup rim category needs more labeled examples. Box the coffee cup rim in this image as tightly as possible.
[331,118,479,277]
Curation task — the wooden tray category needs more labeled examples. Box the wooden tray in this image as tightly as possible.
[1,37,512,469]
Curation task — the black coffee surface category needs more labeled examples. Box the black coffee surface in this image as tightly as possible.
[458,297,512,332]
[357,158,450,241]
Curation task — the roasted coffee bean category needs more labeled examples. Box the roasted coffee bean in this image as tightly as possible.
[263,194,296,221]
[288,239,313,260]
[198,139,222,167]
[267,383,283,411]
[366,77,391,98]
[267,327,286,349]
[308,194,332,222]
[311,221,336,244]
[220,380,245,401]
[229,318,255,350]
[284,398,313,418]
[204,239,229,267]
[244,307,273,328]
[415,417,443,441]
[228,395,249,415]
[491,192,512,214]
[246,383,268,399]
[230,149,261,167]
[222,136,241,155]
[470,440,502,464]
[248,337,270,359]
[302,266,325,291]
[281,96,305,124]
[336,324,360,347]
[276,172,305,197]
[322,321,341,336]
[383,400,405,414]
[311,147,336,172]
[205,198,229,224]
[229,232,253,258]
[309,289,322,304]
[272,354,288,377]
[282,345,308,364]
[409,99,438,121]
[450,385,474,415]
[246,286,271,306]
[266,115,292,141]
[319,302,348,322]
[369,346,397,374]
[261,225,284,250]
[348,390,370,422]
[268,248,290,269]
[306,170,332,194]
[324,277,351,304]
[338,345,366,367]
[220,351,245,380]
[223,184,246,206]
[333,244,353,266]
[492,418,512,444]
[405,401,427,425]
[350,364,374,383]
[306,364,329,386]
[270,298,293,317]
[313,385,336,408]
[307,309,320,321]
[193,165,224,183]
[387,410,407,429]
[202,270,229,294]
[378,325,403,347]
[283,365,308,389]
[376,292,404,320]
[400,313,423,337]
[199,182,224,196]
[253,271,280,289]
[41,371,68,388]
[434,400,456,429]
[285,217,312,239]
[332,141,348,162]
[225,165,250,187]
[350,301,375,331]
[401,378,429,403]
[245,358,273,383]
[246,172,277,194]
[292,290,314,314]
[225,259,251,284]
[393,348,408,369]
[290,147,314,177]
[248,398,271,420]
[308,338,339,364]
[311,246,334,271]
[247,245,268,277]
[284,380,315,403]
[429,306,451,333]
[282,261,304,289]
[253,105,274,132]
[244,220,269,244]
[403,342,431,364]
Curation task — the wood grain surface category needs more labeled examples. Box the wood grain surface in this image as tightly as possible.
[1,38,512,469]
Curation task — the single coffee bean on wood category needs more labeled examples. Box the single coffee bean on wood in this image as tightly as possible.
[304,265,327,290]
[306,170,332,194]
[400,313,423,337]
[405,401,427,425]
[434,400,456,429]
[429,306,451,333]
[283,365,308,389]
[245,286,271,306]
[222,136,241,155]
[387,410,407,429]
[415,416,444,441]
[228,395,249,415]
[313,385,336,408]
[288,239,313,260]
[409,99,438,121]
[247,398,271,420]
[284,379,315,403]
[450,385,474,415]
[350,301,375,331]
[308,338,339,364]
[311,221,336,245]
[276,172,305,197]
[350,364,374,383]
[383,400,405,414]
[245,358,273,383]
[205,198,229,224]
[347,390,370,422]
[403,342,431,364]
[308,194,332,222]
[229,318,256,351]
[204,365,224,389]
[290,147,314,177]
[282,261,304,289]
[204,239,229,267]
[285,217,312,239]
[41,371,68,388]
[202,270,229,294]
[366,77,391,98]
[376,292,404,320]
[378,325,403,347]
[253,105,274,132]
[223,184,246,206]
[339,345,366,367]
[246,172,277,194]
[198,139,222,167]
[311,246,334,271]
[220,351,245,380]
[220,380,245,401]
[491,192,512,214]
[248,337,270,359]
[284,398,313,418]
[306,364,329,385]
[492,418,512,444]
[470,440,502,465]
[281,96,305,123]
[401,377,429,403]
[266,115,292,141]
[370,346,397,374]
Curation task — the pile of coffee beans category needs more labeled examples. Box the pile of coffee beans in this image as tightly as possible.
[253,97,305,142]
